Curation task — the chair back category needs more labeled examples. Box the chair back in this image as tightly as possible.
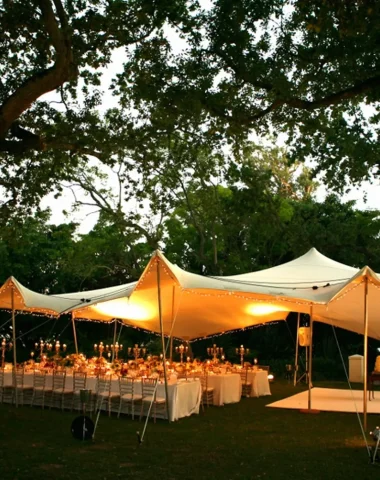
[200,373,209,391]
[33,371,46,389]
[239,367,248,384]
[73,371,87,391]
[141,377,157,398]
[119,377,134,396]
[52,370,66,390]
[97,375,111,395]
[13,367,25,388]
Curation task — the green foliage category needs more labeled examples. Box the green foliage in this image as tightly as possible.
[1,0,380,218]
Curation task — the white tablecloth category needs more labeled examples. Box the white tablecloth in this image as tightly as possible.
[246,370,271,397]
[4,372,201,422]
[132,378,201,421]
[206,373,241,406]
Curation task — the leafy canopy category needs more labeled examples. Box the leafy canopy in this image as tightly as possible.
[0,0,379,218]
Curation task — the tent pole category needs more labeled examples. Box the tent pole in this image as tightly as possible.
[11,287,18,407]
[112,320,118,362]
[294,312,301,386]
[169,336,174,363]
[363,277,369,431]
[156,257,171,422]
[170,286,175,362]
[71,314,79,354]
[307,306,314,410]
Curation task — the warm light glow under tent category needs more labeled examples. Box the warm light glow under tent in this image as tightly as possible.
[68,248,380,341]
[3,248,380,341]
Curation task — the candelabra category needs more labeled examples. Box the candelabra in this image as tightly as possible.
[236,345,249,366]
[110,342,123,360]
[128,344,146,362]
[207,344,223,363]
[54,340,67,356]
[35,340,52,358]
[1,338,12,367]
[94,341,105,357]
[175,344,188,364]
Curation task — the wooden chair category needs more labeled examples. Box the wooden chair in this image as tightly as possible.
[0,367,13,404]
[200,373,214,409]
[50,370,67,410]
[71,372,87,411]
[13,367,33,406]
[140,378,166,423]
[31,371,52,408]
[118,377,142,420]
[95,375,120,416]
[239,367,252,398]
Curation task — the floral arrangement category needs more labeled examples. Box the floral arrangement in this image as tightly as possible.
[62,353,87,371]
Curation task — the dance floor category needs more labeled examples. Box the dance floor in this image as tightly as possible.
[267,387,380,414]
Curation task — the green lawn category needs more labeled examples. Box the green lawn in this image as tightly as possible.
[0,381,378,480]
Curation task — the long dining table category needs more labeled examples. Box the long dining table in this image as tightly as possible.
[3,371,202,422]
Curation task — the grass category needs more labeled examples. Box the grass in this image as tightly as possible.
[0,381,378,480]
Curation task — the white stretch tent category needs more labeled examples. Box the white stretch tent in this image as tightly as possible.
[3,248,380,341]
[0,277,137,316]
[0,277,137,363]
[3,247,379,425]
[69,248,380,340]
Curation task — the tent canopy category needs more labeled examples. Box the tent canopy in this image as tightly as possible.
[71,248,378,340]
[0,277,137,317]
[314,266,380,339]
[4,248,380,341]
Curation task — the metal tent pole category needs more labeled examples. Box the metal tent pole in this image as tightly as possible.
[294,312,301,386]
[157,257,171,422]
[71,314,79,354]
[307,306,314,411]
[11,288,18,407]
[112,320,118,362]
[363,277,369,431]
[169,286,175,362]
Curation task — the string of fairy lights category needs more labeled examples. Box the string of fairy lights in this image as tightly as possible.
[0,254,379,351]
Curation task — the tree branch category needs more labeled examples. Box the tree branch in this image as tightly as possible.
[0,0,77,139]
[242,74,380,124]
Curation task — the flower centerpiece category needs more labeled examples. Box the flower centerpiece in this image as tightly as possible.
[111,359,122,376]
[63,353,87,372]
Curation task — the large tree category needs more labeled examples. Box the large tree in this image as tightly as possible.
[1,0,379,220]
[123,0,380,188]
[0,0,196,213]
